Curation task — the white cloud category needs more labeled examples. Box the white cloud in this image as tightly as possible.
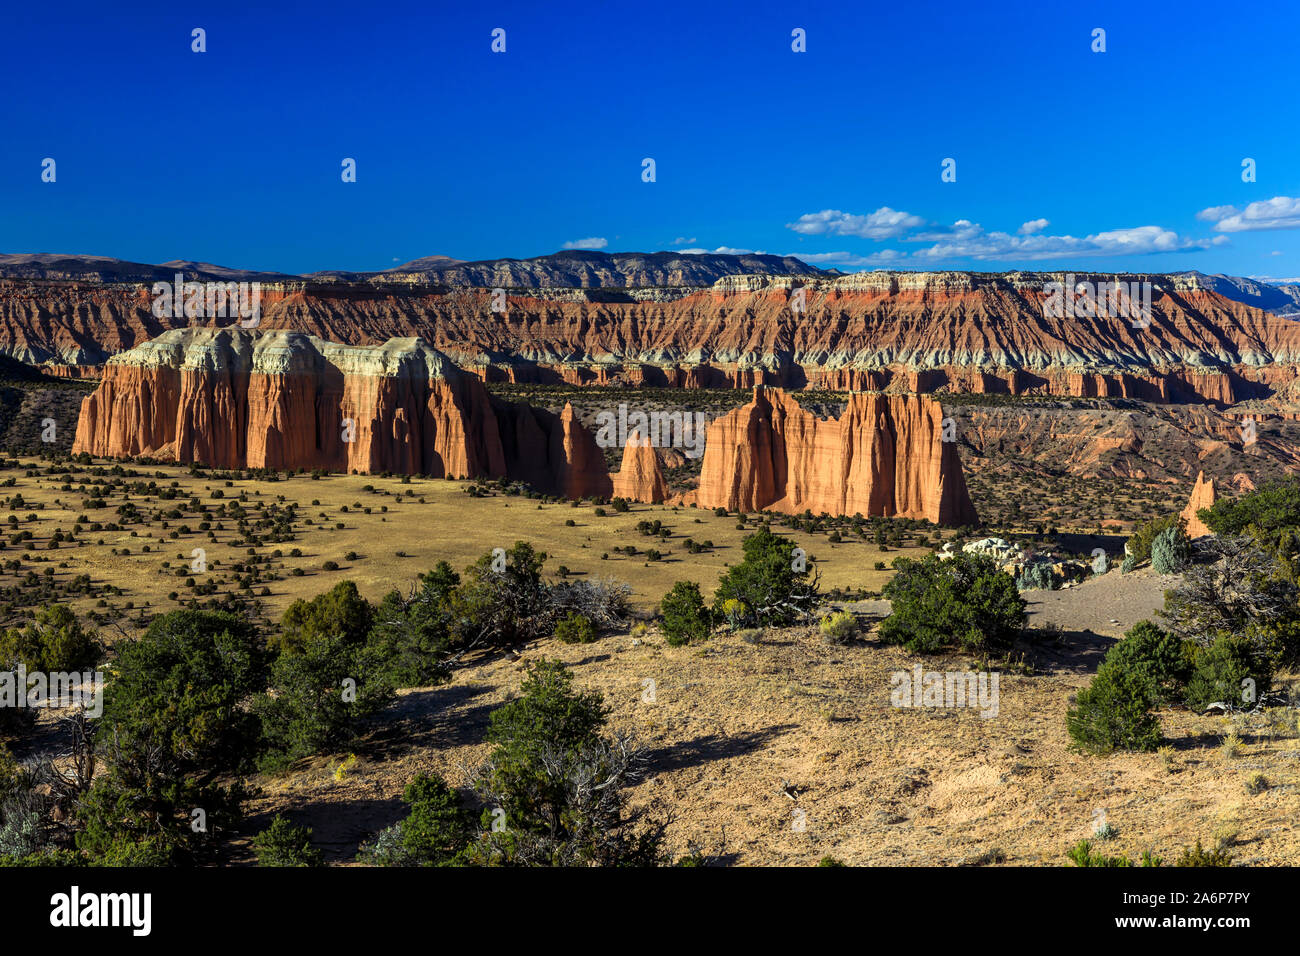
[790,250,905,266]
[1018,218,1050,235]
[671,236,697,245]
[1196,204,1238,223]
[561,237,608,250]
[785,207,925,240]
[908,222,1218,262]
[676,246,766,256]
[1198,196,1300,233]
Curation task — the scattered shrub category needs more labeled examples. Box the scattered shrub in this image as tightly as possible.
[818,610,859,645]
[358,773,473,867]
[1126,514,1183,566]
[1067,840,1160,867]
[1184,635,1271,712]
[253,815,323,867]
[659,581,711,646]
[0,605,101,672]
[880,552,1025,654]
[554,612,597,645]
[1174,840,1232,867]
[1150,525,1191,574]
[1105,620,1191,705]
[712,527,819,628]
[1067,658,1162,754]
[1016,561,1054,592]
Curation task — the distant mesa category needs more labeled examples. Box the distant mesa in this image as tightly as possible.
[5,260,1300,415]
[0,249,823,289]
[70,328,978,524]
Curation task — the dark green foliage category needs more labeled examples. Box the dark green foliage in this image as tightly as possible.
[77,609,266,864]
[1184,635,1271,712]
[1150,525,1192,574]
[711,527,819,628]
[817,855,846,867]
[1067,840,1160,867]
[467,659,667,866]
[880,552,1026,654]
[256,633,395,769]
[455,541,552,648]
[1126,514,1182,566]
[1174,840,1233,867]
[276,580,373,655]
[358,774,474,866]
[1067,658,1162,753]
[99,609,268,775]
[553,612,596,645]
[1200,476,1300,579]
[486,659,609,763]
[1105,620,1192,705]
[659,581,712,646]
[253,814,323,867]
[0,605,101,672]
[367,562,460,686]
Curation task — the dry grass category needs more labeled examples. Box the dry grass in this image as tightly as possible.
[244,620,1300,866]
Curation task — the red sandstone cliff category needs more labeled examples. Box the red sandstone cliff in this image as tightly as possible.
[71,329,665,503]
[73,330,973,521]
[690,387,977,526]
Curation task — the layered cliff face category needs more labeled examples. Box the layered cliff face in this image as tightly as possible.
[690,387,977,526]
[13,271,1300,408]
[71,329,670,502]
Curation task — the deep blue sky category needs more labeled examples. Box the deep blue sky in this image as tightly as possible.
[3,0,1298,277]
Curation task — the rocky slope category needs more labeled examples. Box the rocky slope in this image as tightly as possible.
[8,271,1300,410]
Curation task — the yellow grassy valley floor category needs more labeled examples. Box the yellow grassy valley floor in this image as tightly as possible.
[0,458,931,625]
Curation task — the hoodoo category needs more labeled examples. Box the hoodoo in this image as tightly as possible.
[1180,470,1216,538]
[690,386,978,526]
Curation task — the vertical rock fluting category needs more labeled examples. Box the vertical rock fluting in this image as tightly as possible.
[72,331,973,521]
[1180,470,1216,537]
[692,387,977,526]
[70,329,627,497]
